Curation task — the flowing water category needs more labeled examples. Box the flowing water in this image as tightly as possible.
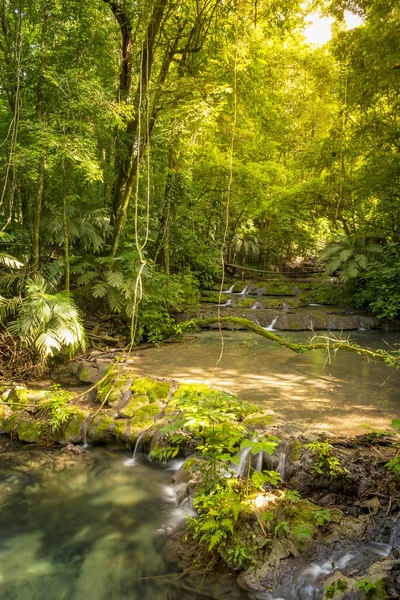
[0,441,247,600]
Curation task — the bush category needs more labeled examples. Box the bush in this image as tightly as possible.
[350,243,400,319]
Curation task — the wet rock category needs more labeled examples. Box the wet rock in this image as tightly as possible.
[238,539,300,592]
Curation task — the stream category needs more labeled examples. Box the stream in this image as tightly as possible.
[0,441,247,600]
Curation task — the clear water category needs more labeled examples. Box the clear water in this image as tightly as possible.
[0,443,246,600]
[133,330,400,435]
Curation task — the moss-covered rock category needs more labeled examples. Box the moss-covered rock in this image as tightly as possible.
[306,284,349,306]
[0,404,13,430]
[131,377,171,402]
[4,413,19,434]
[243,412,274,430]
[16,417,43,443]
[55,407,89,445]
[87,414,114,443]
[97,366,133,406]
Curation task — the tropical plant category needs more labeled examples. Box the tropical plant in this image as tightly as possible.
[0,275,86,364]
[320,235,383,282]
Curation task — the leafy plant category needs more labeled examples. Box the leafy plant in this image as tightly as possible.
[357,578,377,594]
[0,275,86,365]
[305,441,349,478]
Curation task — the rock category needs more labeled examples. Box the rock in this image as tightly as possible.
[238,539,300,592]
[67,362,80,375]
[87,414,114,443]
[16,415,42,443]
[78,365,100,384]
[55,407,89,445]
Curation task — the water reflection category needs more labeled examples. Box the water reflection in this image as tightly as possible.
[0,444,246,600]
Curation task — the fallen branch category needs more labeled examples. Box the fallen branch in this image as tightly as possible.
[185,317,399,367]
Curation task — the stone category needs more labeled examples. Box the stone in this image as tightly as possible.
[78,365,100,384]
[16,417,42,443]
[55,407,89,445]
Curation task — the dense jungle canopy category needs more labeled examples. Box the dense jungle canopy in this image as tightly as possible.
[0,0,399,359]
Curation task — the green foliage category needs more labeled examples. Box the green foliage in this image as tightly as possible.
[350,244,400,320]
[305,441,349,478]
[321,236,383,283]
[0,275,86,364]
[357,578,377,594]
[46,384,73,433]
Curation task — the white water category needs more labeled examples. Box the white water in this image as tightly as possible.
[236,447,251,478]
[124,433,144,466]
[264,315,279,331]
[276,452,286,480]
[264,542,392,600]
[255,452,263,472]
[222,285,235,294]
[251,302,263,310]
[239,285,249,295]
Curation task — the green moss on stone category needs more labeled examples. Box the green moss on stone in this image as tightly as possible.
[243,412,274,430]
[120,394,148,418]
[290,439,303,461]
[55,407,88,444]
[4,413,19,433]
[97,367,133,405]
[132,404,161,427]
[17,418,42,443]
[87,414,114,443]
[131,377,171,402]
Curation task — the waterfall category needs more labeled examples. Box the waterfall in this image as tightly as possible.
[255,452,263,472]
[239,285,249,295]
[222,285,234,294]
[251,302,263,310]
[277,452,286,479]
[236,447,251,478]
[264,315,279,331]
[124,433,144,466]
[224,298,232,306]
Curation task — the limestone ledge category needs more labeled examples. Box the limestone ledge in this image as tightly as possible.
[0,370,270,448]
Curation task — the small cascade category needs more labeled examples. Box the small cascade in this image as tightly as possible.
[255,451,263,472]
[222,285,234,294]
[359,321,368,331]
[264,315,279,331]
[236,447,251,478]
[263,542,392,600]
[239,285,249,295]
[124,433,144,466]
[276,452,286,480]
[251,302,263,310]
[390,517,400,548]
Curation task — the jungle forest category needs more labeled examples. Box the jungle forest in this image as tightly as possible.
[0,0,399,599]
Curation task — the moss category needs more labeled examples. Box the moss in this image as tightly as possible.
[369,580,389,600]
[111,419,134,443]
[87,414,114,443]
[306,284,349,306]
[6,386,30,407]
[4,413,19,433]
[132,403,161,427]
[0,405,12,429]
[266,283,296,296]
[55,407,88,444]
[173,382,215,400]
[16,418,43,443]
[290,439,302,461]
[131,377,171,402]
[97,367,133,405]
[119,394,148,418]
[238,298,257,308]
[243,412,274,430]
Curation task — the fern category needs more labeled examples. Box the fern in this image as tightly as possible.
[1,275,86,361]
